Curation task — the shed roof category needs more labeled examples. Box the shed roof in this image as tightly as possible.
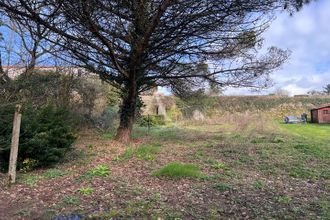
[311,104,330,111]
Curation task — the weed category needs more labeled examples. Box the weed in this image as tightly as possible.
[211,162,227,170]
[116,144,161,161]
[318,198,330,219]
[78,165,110,181]
[250,136,267,144]
[277,195,293,204]
[289,166,314,179]
[292,207,302,214]
[272,136,285,143]
[15,209,31,217]
[117,147,135,160]
[88,165,110,177]
[102,132,115,140]
[320,170,330,180]
[19,174,40,187]
[258,162,279,175]
[20,158,39,172]
[136,144,161,161]
[43,169,66,179]
[86,144,94,149]
[62,196,80,205]
[201,174,223,180]
[194,150,204,159]
[252,180,265,190]
[293,143,325,159]
[40,209,57,219]
[131,186,144,196]
[153,162,202,178]
[165,211,183,219]
[212,183,232,191]
[78,187,94,195]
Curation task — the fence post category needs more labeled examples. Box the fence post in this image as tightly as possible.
[8,104,22,184]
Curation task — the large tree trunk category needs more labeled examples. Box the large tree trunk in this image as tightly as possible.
[115,80,138,143]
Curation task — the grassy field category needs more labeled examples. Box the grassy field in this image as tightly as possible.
[0,119,329,219]
[280,123,330,141]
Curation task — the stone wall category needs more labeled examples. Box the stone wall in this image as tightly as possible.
[140,92,176,117]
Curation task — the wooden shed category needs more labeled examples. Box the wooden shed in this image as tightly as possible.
[310,104,330,124]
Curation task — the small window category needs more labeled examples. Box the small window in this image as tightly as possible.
[323,110,330,114]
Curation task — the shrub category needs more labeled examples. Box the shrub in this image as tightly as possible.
[0,71,118,126]
[0,104,77,171]
[138,115,165,127]
[153,162,202,178]
[93,106,119,131]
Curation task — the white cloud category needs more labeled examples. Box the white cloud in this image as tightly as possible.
[225,0,330,96]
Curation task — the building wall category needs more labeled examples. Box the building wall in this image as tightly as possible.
[140,93,176,117]
[318,107,330,123]
[3,66,94,79]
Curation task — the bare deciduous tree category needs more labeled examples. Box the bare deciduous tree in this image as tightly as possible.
[0,0,312,142]
[0,13,59,80]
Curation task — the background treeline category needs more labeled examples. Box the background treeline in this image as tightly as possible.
[178,95,330,113]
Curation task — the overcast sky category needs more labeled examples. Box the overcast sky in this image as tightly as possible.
[224,0,330,96]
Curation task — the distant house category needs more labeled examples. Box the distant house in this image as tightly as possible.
[311,104,330,124]
[2,66,95,79]
[140,91,175,117]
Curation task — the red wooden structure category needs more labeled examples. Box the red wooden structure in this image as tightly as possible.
[311,104,330,124]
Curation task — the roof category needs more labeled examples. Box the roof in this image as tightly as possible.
[311,104,330,111]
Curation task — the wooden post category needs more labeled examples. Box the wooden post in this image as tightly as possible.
[8,104,22,184]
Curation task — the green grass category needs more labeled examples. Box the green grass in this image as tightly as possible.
[18,168,66,186]
[136,144,161,161]
[42,169,66,179]
[132,126,185,140]
[115,144,161,161]
[252,180,265,190]
[153,162,202,178]
[78,187,94,195]
[210,162,227,170]
[277,195,293,204]
[62,196,80,205]
[4,118,330,219]
[318,198,330,219]
[289,165,315,179]
[115,147,135,161]
[280,123,330,141]
[212,183,232,191]
[18,174,41,187]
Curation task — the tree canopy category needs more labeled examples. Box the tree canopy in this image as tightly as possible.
[324,84,330,95]
[0,0,312,142]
